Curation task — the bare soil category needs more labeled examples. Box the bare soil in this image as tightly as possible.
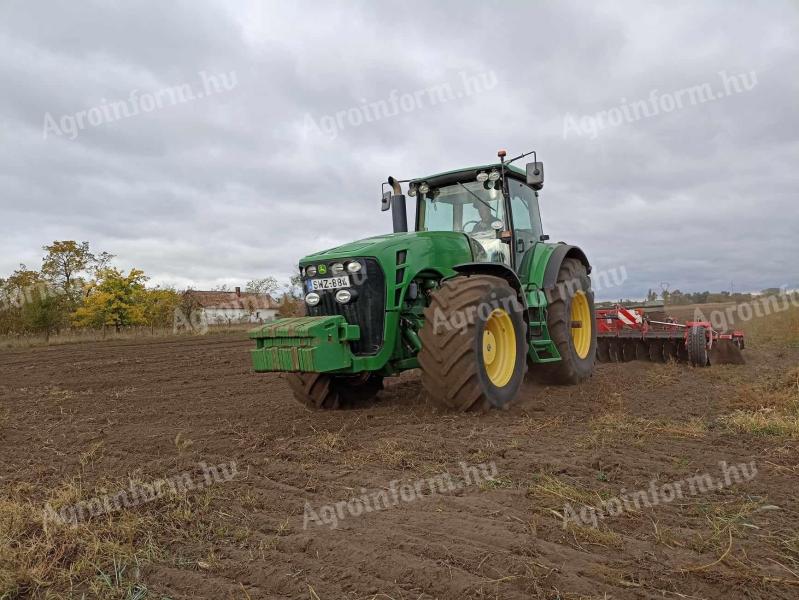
[1,331,798,599]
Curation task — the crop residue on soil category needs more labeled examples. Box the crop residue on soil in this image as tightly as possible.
[1,332,798,599]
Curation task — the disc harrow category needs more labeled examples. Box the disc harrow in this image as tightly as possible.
[595,306,745,366]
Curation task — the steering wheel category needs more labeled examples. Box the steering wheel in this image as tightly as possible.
[463,220,481,234]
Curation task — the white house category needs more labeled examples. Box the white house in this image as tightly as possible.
[185,287,279,324]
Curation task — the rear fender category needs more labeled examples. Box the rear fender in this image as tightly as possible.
[542,245,591,289]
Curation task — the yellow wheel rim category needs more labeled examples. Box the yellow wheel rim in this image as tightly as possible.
[570,290,592,359]
[482,308,516,387]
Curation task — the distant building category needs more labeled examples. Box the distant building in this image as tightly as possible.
[184,287,279,324]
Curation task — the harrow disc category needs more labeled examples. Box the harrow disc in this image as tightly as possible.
[620,340,636,362]
[634,340,649,360]
[709,340,746,365]
[607,340,620,362]
[677,341,689,363]
[597,339,610,362]
[663,341,679,362]
[647,340,665,362]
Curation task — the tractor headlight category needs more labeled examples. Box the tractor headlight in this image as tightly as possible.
[331,262,345,275]
[335,289,353,304]
[407,185,417,197]
[346,261,362,273]
[417,182,430,194]
[476,171,489,182]
[488,169,500,181]
[305,265,317,277]
[305,292,320,306]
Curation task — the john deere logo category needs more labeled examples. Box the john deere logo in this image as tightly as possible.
[317,264,327,275]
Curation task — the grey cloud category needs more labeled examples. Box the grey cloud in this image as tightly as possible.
[0,0,797,296]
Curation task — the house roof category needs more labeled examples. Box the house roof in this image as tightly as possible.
[185,290,279,310]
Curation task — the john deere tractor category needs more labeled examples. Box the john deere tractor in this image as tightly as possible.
[251,149,596,410]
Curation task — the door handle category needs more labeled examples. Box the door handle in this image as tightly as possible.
[517,239,525,253]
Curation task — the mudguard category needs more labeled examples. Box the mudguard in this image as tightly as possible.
[451,262,526,306]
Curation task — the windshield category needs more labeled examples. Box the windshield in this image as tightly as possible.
[417,181,505,234]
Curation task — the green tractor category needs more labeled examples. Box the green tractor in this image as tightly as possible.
[251,149,596,410]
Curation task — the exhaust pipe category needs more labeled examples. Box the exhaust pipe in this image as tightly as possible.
[387,176,407,233]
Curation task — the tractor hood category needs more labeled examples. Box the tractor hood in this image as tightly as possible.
[300,231,471,264]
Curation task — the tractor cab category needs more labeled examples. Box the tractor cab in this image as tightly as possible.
[382,151,546,273]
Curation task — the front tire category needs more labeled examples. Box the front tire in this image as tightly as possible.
[418,275,527,411]
[286,372,383,409]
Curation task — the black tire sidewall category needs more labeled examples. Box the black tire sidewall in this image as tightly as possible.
[688,327,708,366]
[561,272,597,377]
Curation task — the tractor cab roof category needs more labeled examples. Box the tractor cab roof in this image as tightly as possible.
[409,162,527,190]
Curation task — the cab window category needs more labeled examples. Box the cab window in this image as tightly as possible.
[421,199,454,231]
[508,179,543,240]
[417,181,509,264]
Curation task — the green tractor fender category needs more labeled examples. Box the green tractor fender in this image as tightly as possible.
[517,242,593,363]
[449,262,530,343]
[519,243,591,298]
[451,262,526,306]
[540,244,591,290]
[448,243,591,305]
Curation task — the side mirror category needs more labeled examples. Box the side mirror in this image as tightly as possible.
[526,162,544,190]
[381,191,392,212]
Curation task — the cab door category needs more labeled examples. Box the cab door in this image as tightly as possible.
[507,179,544,275]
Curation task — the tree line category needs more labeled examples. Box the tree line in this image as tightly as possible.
[0,241,300,340]
[645,288,787,306]
[595,287,790,309]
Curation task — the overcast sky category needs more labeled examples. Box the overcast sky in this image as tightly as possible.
[1,0,797,299]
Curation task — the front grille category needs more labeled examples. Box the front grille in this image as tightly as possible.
[306,258,385,355]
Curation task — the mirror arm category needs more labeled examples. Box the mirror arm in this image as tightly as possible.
[507,149,536,165]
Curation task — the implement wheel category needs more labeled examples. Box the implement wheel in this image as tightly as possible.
[687,326,710,367]
[539,258,596,384]
[287,372,383,409]
[419,275,527,410]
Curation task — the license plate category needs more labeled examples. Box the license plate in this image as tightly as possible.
[309,276,351,291]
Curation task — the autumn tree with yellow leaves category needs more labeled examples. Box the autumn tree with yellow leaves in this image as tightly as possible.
[72,268,148,332]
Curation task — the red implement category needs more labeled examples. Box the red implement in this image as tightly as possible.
[596,305,745,365]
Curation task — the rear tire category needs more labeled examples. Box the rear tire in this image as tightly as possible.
[286,372,383,409]
[538,258,596,384]
[418,275,527,411]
